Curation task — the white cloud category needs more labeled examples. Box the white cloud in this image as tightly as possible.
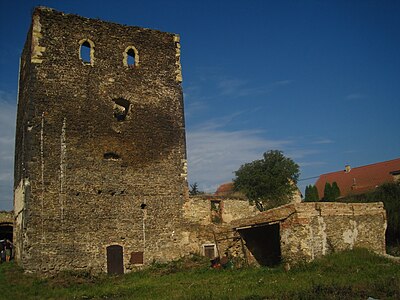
[312,138,334,145]
[186,121,293,193]
[218,78,247,95]
[185,100,208,118]
[0,91,17,211]
[216,78,293,98]
[345,93,366,100]
[298,161,327,167]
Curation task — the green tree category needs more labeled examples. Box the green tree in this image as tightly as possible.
[323,182,334,201]
[304,184,320,202]
[233,150,300,211]
[331,182,341,200]
[312,185,320,201]
[304,185,311,202]
[189,182,204,196]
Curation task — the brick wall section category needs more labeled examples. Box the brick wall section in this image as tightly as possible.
[232,202,387,265]
[14,7,187,273]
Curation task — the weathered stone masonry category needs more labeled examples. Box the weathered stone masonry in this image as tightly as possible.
[14,7,389,275]
[232,202,387,266]
[14,7,187,273]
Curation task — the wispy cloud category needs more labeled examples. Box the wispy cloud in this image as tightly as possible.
[298,161,327,167]
[191,112,245,131]
[285,149,320,160]
[217,78,293,98]
[218,78,247,95]
[312,138,334,145]
[186,120,294,193]
[345,93,366,100]
[185,100,208,118]
[0,91,16,211]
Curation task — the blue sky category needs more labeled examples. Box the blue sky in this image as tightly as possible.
[0,0,399,210]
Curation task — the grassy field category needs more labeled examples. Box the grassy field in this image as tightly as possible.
[1,249,399,299]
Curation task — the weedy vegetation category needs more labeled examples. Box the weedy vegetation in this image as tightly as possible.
[1,249,399,299]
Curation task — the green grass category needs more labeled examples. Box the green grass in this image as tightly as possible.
[1,249,399,299]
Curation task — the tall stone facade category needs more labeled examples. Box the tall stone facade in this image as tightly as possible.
[14,7,187,273]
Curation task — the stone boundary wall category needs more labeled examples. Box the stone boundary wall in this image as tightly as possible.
[233,202,387,265]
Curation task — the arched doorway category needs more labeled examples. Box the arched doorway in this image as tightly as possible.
[106,245,124,274]
[0,222,13,243]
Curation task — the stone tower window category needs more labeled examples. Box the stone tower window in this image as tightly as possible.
[123,46,139,67]
[79,39,95,66]
[103,152,120,160]
[113,98,131,121]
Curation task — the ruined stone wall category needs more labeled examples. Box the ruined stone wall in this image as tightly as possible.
[14,7,187,273]
[233,202,387,266]
[279,202,387,264]
[183,195,258,225]
[180,196,258,262]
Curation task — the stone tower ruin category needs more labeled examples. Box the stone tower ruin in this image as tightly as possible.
[14,7,187,273]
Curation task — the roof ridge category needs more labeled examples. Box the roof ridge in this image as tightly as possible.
[319,157,400,177]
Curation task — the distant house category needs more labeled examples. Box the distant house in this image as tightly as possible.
[215,182,235,196]
[315,158,400,199]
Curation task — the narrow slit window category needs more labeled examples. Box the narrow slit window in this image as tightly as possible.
[80,41,91,64]
[104,152,120,160]
[127,49,135,66]
[79,39,95,65]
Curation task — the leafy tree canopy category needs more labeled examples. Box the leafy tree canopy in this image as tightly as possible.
[233,150,300,211]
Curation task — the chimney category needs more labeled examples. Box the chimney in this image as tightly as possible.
[345,165,351,173]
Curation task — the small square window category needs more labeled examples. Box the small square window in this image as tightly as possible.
[203,244,216,259]
[130,251,144,264]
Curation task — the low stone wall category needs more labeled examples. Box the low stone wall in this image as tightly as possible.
[233,202,387,265]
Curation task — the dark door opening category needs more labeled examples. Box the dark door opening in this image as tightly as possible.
[106,245,124,274]
[0,223,13,242]
[238,223,281,266]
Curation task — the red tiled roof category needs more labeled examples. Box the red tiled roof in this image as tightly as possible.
[215,182,234,196]
[315,158,400,199]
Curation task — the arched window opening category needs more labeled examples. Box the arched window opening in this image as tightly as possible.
[127,48,135,66]
[80,42,91,63]
[79,39,95,66]
[113,98,131,121]
[123,46,139,67]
